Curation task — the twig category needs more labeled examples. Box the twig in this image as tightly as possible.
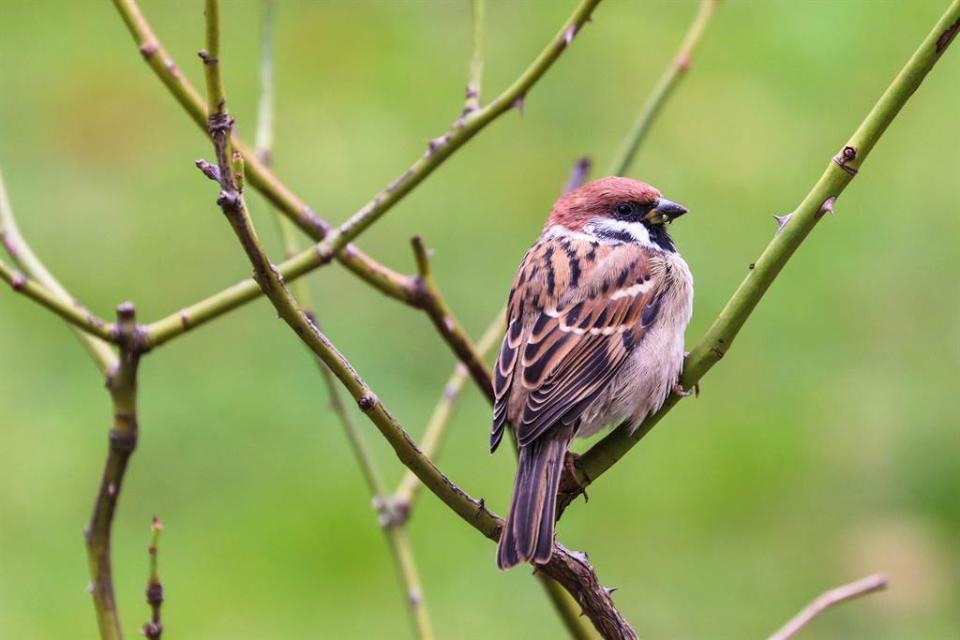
[84,302,143,640]
[768,574,887,640]
[252,7,432,636]
[558,0,960,515]
[0,169,118,372]
[142,517,165,640]
[198,6,628,635]
[410,236,493,401]
[609,0,720,176]
[112,0,602,303]
[564,156,592,194]
[463,0,485,115]
[0,258,117,343]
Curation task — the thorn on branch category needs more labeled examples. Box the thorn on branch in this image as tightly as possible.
[426,133,452,157]
[818,196,837,219]
[773,213,793,233]
[512,94,526,115]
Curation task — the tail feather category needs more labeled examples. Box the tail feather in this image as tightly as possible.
[497,432,570,570]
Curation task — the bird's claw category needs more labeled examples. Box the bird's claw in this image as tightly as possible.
[563,451,588,502]
[673,381,700,398]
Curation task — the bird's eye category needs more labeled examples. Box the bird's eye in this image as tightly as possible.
[614,202,635,219]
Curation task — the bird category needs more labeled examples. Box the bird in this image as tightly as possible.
[491,176,694,570]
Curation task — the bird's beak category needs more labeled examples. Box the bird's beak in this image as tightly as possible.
[645,197,688,225]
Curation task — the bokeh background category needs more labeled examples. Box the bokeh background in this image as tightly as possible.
[1,1,958,638]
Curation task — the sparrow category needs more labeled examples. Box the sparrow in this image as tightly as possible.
[491,176,694,570]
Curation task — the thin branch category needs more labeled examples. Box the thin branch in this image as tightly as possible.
[0,169,118,372]
[768,574,887,640]
[410,236,493,401]
[609,0,720,176]
[112,0,602,306]
[0,258,117,343]
[394,310,504,509]
[198,6,628,634]
[252,8,431,636]
[464,0,485,114]
[84,302,143,640]
[564,156,592,194]
[558,0,960,514]
[142,516,165,640]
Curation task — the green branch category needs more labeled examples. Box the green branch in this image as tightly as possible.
[252,6,431,636]
[562,0,960,511]
[112,0,601,308]
[0,170,118,373]
[609,0,720,176]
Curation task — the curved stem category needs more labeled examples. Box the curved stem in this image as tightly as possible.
[560,0,960,512]
[84,303,142,640]
[768,574,887,640]
[0,170,118,372]
[609,0,720,176]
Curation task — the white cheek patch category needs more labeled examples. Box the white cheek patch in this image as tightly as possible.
[543,224,596,243]
[584,218,654,247]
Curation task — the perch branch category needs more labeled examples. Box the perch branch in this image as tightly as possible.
[768,574,887,640]
[0,169,118,372]
[609,0,720,176]
[142,516,164,640]
[558,0,960,514]
[198,6,629,634]
[84,302,144,640]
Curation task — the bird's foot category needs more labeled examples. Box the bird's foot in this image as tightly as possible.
[563,451,588,502]
[673,381,700,398]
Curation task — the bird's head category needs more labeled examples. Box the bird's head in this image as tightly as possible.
[546,176,688,251]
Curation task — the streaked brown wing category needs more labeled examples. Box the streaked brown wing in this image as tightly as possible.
[491,238,665,451]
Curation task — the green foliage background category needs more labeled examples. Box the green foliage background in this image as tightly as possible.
[1,1,958,638]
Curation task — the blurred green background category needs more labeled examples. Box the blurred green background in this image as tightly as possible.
[1,1,958,638]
